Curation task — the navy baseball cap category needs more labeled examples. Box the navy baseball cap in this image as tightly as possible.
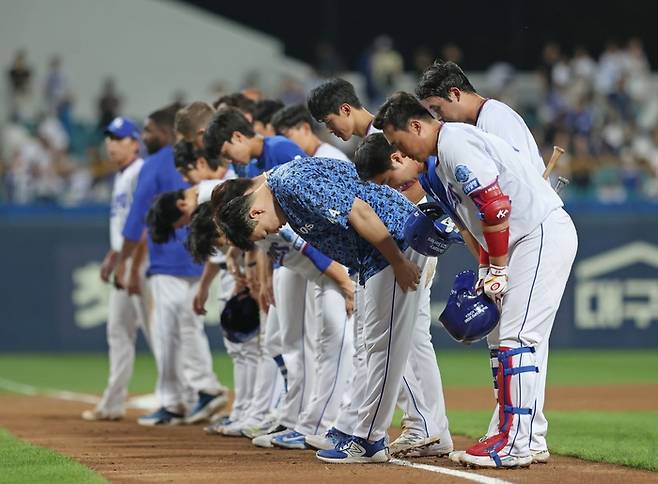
[105,117,141,140]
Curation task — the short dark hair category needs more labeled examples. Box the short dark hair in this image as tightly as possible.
[146,190,184,244]
[216,194,257,251]
[415,60,476,100]
[148,103,178,131]
[210,178,255,210]
[353,133,396,181]
[203,108,255,162]
[373,91,434,131]
[271,104,315,134]
[186,202,219,263]
[174,141,197,173]
[307,78,362,122]
[212,92,257,117]
[253,99,285,125]
[174,140,225,173]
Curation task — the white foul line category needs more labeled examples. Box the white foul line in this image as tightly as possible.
[390,458,513,484]
[0,377,156,409]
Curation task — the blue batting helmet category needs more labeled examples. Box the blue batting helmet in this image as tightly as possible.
[404,202,464,257]
[439,270,500,344]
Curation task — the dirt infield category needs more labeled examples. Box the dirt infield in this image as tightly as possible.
[1,388,657,484]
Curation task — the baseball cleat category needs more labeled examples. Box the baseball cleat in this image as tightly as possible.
[272,431,307,449]
[388,431,445,457]
[460,452,533,469]
[316,436,389,464]
[403,441,454,458]
[221,420,248,437]
[204,415,231,435]
[185,390,228,424]
[81,409,123,422]
[251,427,290,448]
[448,450,466,464]
[241,419,282,439]
[137,407,184,426]
[305,427,350,450]
[531,449,551,464]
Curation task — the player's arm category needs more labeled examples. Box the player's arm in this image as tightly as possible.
[193,261,221,315]
[256,248,274,311]
[348,197,420,292]
[126,234,148,295]
[469,179,510,305]
[279,226,354,314]
[116,166,157,287]
[100,249,118,283]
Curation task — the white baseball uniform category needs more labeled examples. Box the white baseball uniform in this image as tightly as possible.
[96,158,151,416]
[435,122,577,459]
[476,98,554,452]
[254,227,353,432]
[197,172,262,424]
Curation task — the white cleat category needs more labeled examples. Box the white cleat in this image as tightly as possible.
[388,432,445,458]
[461,452,533,469]
[81,409,123,421]
[448,450,466,464]
[251,428,291,448]
[531,449,551,464]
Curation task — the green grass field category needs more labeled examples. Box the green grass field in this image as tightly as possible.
[1,350,657,481]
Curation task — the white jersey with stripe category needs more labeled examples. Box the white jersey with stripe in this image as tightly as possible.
[476,99,546,176]
[314,142,350,161]
[110,158,144,251]
[255,225,324,283]
[435,123,562,251]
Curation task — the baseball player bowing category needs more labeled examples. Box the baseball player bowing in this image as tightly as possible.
[374,92,577,469]
[215,156,435,464]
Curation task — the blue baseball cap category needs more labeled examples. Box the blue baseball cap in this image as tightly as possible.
[105,117,141,140]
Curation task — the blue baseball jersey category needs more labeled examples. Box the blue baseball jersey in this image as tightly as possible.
[267,157,415,284]
[122,145,203,277]
[248,136,305,176]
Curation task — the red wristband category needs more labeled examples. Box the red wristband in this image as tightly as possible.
[483,226,509,258]
[479,246,490,266]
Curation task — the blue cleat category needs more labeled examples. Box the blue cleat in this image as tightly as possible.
[137,407,184,426]
[185,390,228,424]
[272,430,308,449]
[316,435,389,463]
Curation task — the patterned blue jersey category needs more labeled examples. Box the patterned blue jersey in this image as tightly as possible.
[267,157,415,284]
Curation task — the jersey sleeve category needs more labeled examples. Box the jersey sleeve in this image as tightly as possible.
[279,225,332,273]
[441,128,500,197]
[272,139,306,167]
[122,164,157,242]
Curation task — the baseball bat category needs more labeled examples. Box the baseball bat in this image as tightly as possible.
[543,145,565,180]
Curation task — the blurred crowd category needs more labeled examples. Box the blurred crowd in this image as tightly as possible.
[1,38,657,206]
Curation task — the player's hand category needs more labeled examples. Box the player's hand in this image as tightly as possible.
[127,269,141,296]
[193,285,209,315]
[100,251,118,283]
[339,280,355,317]
[392,257,421,292]
[476,265,489,294]
[483,264,508,308]
[258,279,275,312]
[114,260,126,290]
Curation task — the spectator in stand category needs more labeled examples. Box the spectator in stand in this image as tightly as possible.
[97,78,122,134]
[7,50,32,121]
[43,56,73,141]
